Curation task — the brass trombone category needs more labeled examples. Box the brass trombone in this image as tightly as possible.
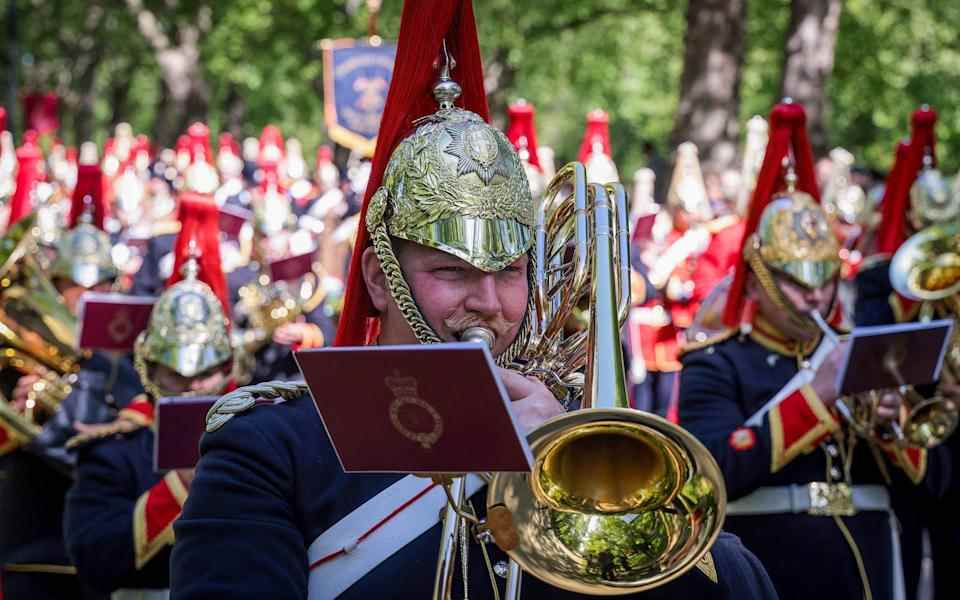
[434,163,725,597]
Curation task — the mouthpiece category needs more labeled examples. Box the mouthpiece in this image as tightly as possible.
[461,326,495,350]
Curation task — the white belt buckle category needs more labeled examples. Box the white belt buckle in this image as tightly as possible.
[807,482,856,517]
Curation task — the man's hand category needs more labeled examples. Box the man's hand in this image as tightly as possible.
[273,322,308,346]
[498,368,565,434]
[809,341,849,407]
[873,391,903,425]
[11,374,41,413]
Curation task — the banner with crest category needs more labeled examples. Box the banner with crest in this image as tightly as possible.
[321,38,396,158]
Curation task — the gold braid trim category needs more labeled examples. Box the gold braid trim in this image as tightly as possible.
[205,380,309,433]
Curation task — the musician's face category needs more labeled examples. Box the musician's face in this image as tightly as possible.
[151,362,231,395]
[750,272,837,342]
[363,241,528,356]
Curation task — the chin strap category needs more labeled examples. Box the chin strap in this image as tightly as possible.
[744,234,822,341]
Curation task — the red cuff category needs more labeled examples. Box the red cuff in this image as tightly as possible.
[769,385,839,472]
[133,471,188,569]
[881,443,927,484]
[889,292,921,324]
[0,420,27,456]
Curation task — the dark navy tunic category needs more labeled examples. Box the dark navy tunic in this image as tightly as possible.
[171,393,778,599]
[679,330,948,600]
[0,352,142,600]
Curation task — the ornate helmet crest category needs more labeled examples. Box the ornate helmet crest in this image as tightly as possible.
[335,0,533,357]
[135,198,232,395]
[752,179,840,289]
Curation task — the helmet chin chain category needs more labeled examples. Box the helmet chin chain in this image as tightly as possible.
[745,235,834,344]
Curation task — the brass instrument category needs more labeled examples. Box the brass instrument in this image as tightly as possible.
[434,163,725,597]
[884,221,960,447]
[0,214,82,448]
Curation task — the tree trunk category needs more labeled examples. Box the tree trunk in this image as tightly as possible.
[126,0,210,145]
[779,0,842,157]
[670,0,746,171]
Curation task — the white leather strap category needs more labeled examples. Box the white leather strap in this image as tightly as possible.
[726,484,890,515]
[307,474,485,600]
[111,589,169,600]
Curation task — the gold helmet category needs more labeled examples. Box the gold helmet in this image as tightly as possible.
[752,188,840,289]
[134,199,233,397]
[50,149,117,288]
[362,54,534,353]
[909,152,959,230]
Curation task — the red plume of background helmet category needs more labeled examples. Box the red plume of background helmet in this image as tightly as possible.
[0,107,6,133]
[6,131,44,228]
[23,92,60,135]
[68,162,109,230]
[334,0,489,347]
[875,107,937,255]
[187,122,213,164]
[218,133,240,157]
[166,195,230,319]
[506,100,541,169]
[721,101,821,328]
[316,145,334,168]
[577,109,612,163]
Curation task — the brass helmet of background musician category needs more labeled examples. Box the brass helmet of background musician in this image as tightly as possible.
[135,247,232,391]
[821,147,868,226]
[909,151,960,231]
[365,54,534,351]
[49,142,118,288]
[666,141,712,224]
[750,180,840,290]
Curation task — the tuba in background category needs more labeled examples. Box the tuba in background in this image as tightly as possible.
[881,220,960,447]
[0,214,82,451]
[436,162,725,598]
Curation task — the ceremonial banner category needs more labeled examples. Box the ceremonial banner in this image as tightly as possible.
[321,38,396,157]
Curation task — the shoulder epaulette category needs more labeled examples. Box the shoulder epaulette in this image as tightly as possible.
[66,418,145,450]
[205,381,309,433]
[678,327,737,357]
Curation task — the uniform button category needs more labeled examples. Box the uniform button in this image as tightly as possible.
[706,347,715,355]
[494,561,510,579]
[829,467,842,480]
[826,445,839,458]
[766,355,778,367]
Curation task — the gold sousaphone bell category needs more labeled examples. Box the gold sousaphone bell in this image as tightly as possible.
[885,220,960,447]
[437,163,725,597]
[0,214,82,450]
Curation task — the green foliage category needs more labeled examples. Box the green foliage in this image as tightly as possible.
[3,0,960,173]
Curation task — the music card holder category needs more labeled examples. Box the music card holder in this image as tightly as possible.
[836,319,954,396]
[76,292,156,352]
[154,395,219,471]
[631,212,658,243]
[269,251,316,282]
[219,205,252,240]
[295,343,534,474]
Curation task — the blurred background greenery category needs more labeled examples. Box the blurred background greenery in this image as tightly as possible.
[2,0,958,175]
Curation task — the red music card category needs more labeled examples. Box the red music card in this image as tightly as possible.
[631,212,658,243]
[837,319,954,395]
[295,343,533,474]
[270,251,316,282]
[77,292,156,351]
[219,205,252,239]
[154,395,218,471]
